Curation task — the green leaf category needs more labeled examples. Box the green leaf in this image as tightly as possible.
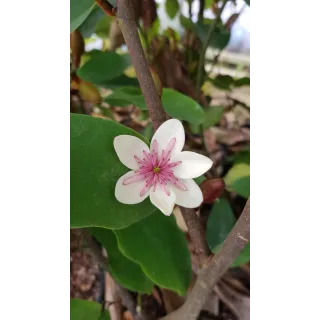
[194,22,231,50]
[205,0,213,8]
[142,123,154,140]
[165,0,179,19]
[70,114,159,229]
[194,175,206,185]
[233,151,250,165]
[95,16,112,38]
[206,198,236,251]
[203,106,224,130]
[162,88,205,125]
[210,75,234,91]
[234,77,250,87]
[232,243,250,267]
[89,228,154,293]
[224,163,250,188]
[100,75,140,89]
[70,0,95,33]
[78,5,105,38]
[244,0,250,6]
[231,176,250,198]
[114,214,192,295]
[77,51,129,85]
[180,15,193,29]
[70,299,110,320]
[105,87,147,110]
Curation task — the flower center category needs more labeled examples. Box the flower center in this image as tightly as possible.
[153,167,160,174]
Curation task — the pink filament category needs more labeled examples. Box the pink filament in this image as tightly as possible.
[123,138,187,196]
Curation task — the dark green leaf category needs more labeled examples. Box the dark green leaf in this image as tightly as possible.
[231,176,250,198]
[142,123,154,140]
[194,175,206,185]
[100,75,139,89]
[70,114,159,229]
[162,88,205,124]
[180,15,193,29]
[165,0,179,19]
[70,299,110,320]
[206,198,236,251]
[114,214,192,295]
[210,75,234,91]
[244,0,250,6]
[105,87,147,110]
[89,228,154,293]
[70,0,95,33]
[78,5,105,38]
[77,51,129,84]
[233,151,250,165]
[232,243,250,267]
[203,106,224,130]
[233,77,250,87]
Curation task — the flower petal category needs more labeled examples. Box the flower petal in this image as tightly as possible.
[115,171,150,204]
[114,135,150,170]
[150,187,176,216]
[151,119,185,158]
[171,151,213,179]
[172,179,203,208]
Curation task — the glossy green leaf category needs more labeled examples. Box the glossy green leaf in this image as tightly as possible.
[115,214,192,295]
[206,198,236,251]
[70,114,159,229]
[232,243,250,267]
[231,176,250,198]
[89,228,154,293]
[203,106,224,129]
[165,0,179,19]
[70,299,110,320]
[78,5,105,38]
[162,88,205,124]
[77,51,129,85]
[70,0,95,33]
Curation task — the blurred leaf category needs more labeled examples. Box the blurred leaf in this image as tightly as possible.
[78,5,105,38]
[233,151,250,165]
[232,243,250,267]
[231,176,250,198]
[194,22,231,50]
[203,106,224,129]
[105,87,147,110]
[194,175,206,185]
[78,80,101,104]
[180,15,193,29]
[244,0,250,6]
[95,16,112,38]
[206,198,236,251]
[165,0,179,19]
[210,74,234,91]
[101,75,139,89]
[77,51,129,84]
[70,299,110,320]
[70,0,95,33]
[70,114,159,229]
[147,19,160,43]
[89,228,154,293]
[234,77,250,87]
[205,0,213,9]
[115,214,192,295]
[150,68,163,97]
[142,123,154,140]
[162,88,205,124]
[224,163,250,188]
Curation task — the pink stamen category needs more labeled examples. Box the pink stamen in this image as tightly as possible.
[123,138,186,197]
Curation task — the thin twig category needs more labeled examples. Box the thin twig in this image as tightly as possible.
[196,0,229,100]
[161,198,250,320]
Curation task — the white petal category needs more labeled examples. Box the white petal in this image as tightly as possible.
[150,187,176,216]
[171,151,213,179]
[172,179,203,208]
[114,135,150,170]
[151,119,185,158]
[115,171,150,204]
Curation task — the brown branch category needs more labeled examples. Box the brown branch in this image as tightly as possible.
[161,198,250,320]
[116,0,167,131]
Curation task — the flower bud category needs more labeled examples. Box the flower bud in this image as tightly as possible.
[200,178,225,204]
[70,30,85,69]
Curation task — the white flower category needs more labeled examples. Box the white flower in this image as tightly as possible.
[113,119,213,216]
